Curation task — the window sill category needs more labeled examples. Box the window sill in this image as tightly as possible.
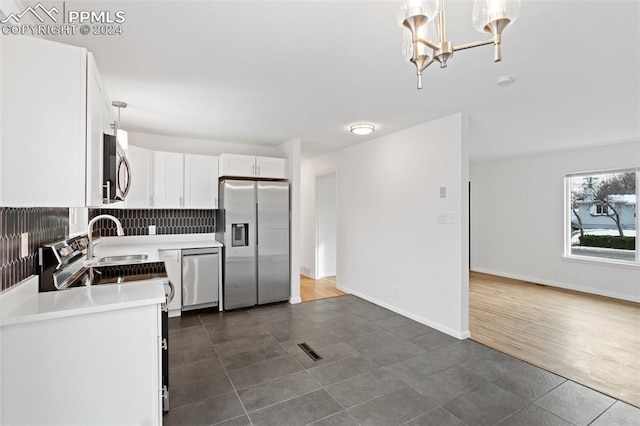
[562,254,640,270]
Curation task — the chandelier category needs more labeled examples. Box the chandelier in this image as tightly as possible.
[400,0,521,89]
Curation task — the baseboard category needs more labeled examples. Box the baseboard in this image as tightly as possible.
[289,296,302,304]
[338,285,469,340]
[300,272,316,279]
[471,267,640,303]
[318,271,336,278]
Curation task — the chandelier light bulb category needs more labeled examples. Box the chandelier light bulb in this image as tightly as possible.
[399,0,521,89]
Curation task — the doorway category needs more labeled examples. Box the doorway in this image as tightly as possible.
[315,172,337,280]
[301,172,343,302]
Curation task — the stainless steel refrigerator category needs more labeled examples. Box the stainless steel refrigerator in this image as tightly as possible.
[217,179,290,310]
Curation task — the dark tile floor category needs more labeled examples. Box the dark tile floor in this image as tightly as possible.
[164,295,640,426]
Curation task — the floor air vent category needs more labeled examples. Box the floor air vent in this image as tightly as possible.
[298,342,323,361]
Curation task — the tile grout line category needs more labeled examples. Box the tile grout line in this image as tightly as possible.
[586,400,618,426]
[226,324,315,423]
[199,315,255,426]
[398,405,442,426]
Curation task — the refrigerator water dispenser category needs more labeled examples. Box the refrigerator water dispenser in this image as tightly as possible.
[231,223,249,247]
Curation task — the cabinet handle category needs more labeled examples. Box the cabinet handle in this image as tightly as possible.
[257,166,261,176]
[252,165,255,176]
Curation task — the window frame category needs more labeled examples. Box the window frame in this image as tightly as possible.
[564,168,639,267]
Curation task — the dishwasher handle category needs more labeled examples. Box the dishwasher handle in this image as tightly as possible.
[182,248,219,256]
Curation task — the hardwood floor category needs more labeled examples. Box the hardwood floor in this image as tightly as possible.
[469,271,640,407]
[300,275,346,302]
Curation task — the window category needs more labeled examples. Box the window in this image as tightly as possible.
[565,168,638,265]
[594,204,608,215]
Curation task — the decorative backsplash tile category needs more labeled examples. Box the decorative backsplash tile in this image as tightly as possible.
[0,208,69,291]
[89,209,215,236]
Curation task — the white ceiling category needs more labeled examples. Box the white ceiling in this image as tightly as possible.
[40,0,640,160]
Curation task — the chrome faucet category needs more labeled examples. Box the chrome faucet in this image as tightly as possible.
[87,214,125,260]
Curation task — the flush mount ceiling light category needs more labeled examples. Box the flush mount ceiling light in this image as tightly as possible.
[400,0,521,89]
[350,123,376,135]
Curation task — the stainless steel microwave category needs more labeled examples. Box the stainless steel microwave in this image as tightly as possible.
[103,133,131,203]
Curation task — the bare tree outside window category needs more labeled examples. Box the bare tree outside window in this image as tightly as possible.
[567,170,637,263]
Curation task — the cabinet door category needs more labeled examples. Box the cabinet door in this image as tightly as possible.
[1,36,86,207]
[126,146,154,207]
[86,54,107,207]
[159,250,182,316]
[256,157,287,179]
[219,154,256,177]
[184,154,219,209]
[153,152,184,208]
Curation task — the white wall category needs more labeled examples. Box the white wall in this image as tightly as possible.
[128,131,281,157]
[278,139,302,304]
[301,114,470,338]
[316,173,337,277]
[470,141,640,302]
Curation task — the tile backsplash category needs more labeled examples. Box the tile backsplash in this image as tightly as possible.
[89,209,215,236]
[0,207,69,291]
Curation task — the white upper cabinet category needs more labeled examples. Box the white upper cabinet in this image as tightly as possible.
[218,154,256,177]
[219,154,287,179]
[184,154,219,209]
[86,54,106,207]
[86,53,120,208]
[1,36,87,207]
[256,156,287,179]
[153,151,184,208]
[126,145,154,208]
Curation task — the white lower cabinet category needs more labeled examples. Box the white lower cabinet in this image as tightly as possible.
[1,304,162,425]
[160,249,182,316]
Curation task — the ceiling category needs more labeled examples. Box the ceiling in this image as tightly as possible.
[36,0,640,160]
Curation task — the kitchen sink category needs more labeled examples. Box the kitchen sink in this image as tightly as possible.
[97,254,149,263]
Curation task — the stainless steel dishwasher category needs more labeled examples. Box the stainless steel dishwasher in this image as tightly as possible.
[182,248,219,311]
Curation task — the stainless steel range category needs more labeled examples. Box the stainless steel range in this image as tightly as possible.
[38,233,173,412]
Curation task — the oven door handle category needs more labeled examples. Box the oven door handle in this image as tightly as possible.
[165,279,176,304]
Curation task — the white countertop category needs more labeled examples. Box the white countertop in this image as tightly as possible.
[1,279,166,326]
[0,234,223,327]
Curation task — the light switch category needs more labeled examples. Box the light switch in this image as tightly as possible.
[447,212,455,224]
[440,187,447,198]
[438,213,447,224]
[21,233,29,258]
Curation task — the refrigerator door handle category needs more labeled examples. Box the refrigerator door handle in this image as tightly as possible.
[255,202,259,245]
